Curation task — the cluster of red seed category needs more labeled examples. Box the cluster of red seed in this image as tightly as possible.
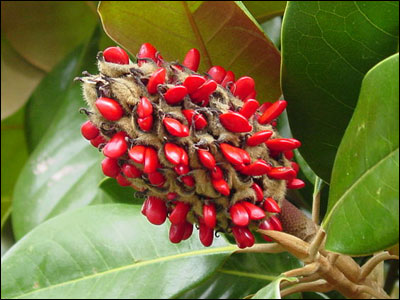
[78,43,305,248]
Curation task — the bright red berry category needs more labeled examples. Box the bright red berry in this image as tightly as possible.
[230,203,249,226]
[145,196,167,225]
[182,48,200,72]
[103,132,128,159]
[147,68,166,94]
[103,47,129,65]
[95,97,124,121]
[81,120,99,140]
[219,112,252,133]
[101,157,120,178]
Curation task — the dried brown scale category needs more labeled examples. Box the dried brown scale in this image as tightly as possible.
[78,47,299,243]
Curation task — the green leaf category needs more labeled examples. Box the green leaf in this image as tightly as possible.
[281,1,399,181]
[98,177,144,205]
[261,16,282,48]
[12,29,113,239]
[179,252,302,299]
[252,277,297,299]
[243,1,287,23]
[323,53,399,255]
[1,107,28,229]
[1,33,45,119]
[1,1,97,72]
[98,1,281,102]
[2,204,235,299]
[1,218,15,257]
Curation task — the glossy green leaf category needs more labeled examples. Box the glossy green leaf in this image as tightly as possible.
[253,277,297,299]
[98,177,144,205]
[1,218,15,257]
[1,107,28,229]
[179,252,302,299]
[98,1,281,102]
[281,1,399,181]
[243,1,286,23]
[1,1,97,72]
[2,204,235,299]
[261,16,282,48]
[1,33,45,119]
[323,53,399,255]
[12,30,113,239]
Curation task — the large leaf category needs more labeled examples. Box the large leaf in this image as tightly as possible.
[243,1,286,23]
[252,277,297,299]
[1,108,28,228]
[179,252,302,299]
[98,1,281,102]
[1,33,45,119]
[98,177,144,205]
[1,1,97,72]
[12,30,114,239]
[323,53,399,255]
[281,1,399,181]
[2,204,235,299]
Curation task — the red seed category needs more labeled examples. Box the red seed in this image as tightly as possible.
[219,111,252,133]
[231,76,255,101]
[167,192,177,200]
[244,90,257,101]
[182,222,193,240]
[128,145,146,164]
[287,178,306,189]
[267,167,297,180]
[246,130,273,146]
[174,164,189,175]
[95,97,124,121]
[137,43,158,66]
[116,174,131,186]
[183,75,206,94]
[121,163,142,178]
[90,135,106,148]
[164,143,183,165]
[163,117,189,137]
[238,99,259,119]
[181,175,195,187]
[220,143,244,165]
[266,138,301,152]
[169,222,186,243]
[147,68,166,94]
[258,102,272,113]
[241,201,266,220]
[169,202,190,224]
[137,97,153,118]
[232,226,255,248]
[137,116,153,131]
[199,218,214,247]
[81,120,99,140]
[164,85,188,105]
[269,216,283,232]
[190,80,217,106]
[197,149,216,170]
[258,100,287,124]
[203,203,217,229]
[182,48,200,72]
[291,162,300,174]
[240,160,271,176]
[146,196,167,225]
[221,70,235,88]
[207,66,226,83]
[230,203,249,226]
[252,183,264,202]
[141,198,150,216]
[148,171,166,187]
[259,219,274,242]
[181,148,189,166]
[263,197,281,213]
[284,150,294,160]
[103,46,129,65]
[211,178,230,196]
[101,157,120,178]
[143,147,159,174]
[182,109,208,130]
[211,166,224,180]
[103,132,128,159]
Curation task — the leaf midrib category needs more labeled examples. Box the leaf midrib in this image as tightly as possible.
[323,147,399,227]
[10,245,236,299]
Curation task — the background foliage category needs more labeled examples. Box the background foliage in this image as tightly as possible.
[1,1,398,299]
